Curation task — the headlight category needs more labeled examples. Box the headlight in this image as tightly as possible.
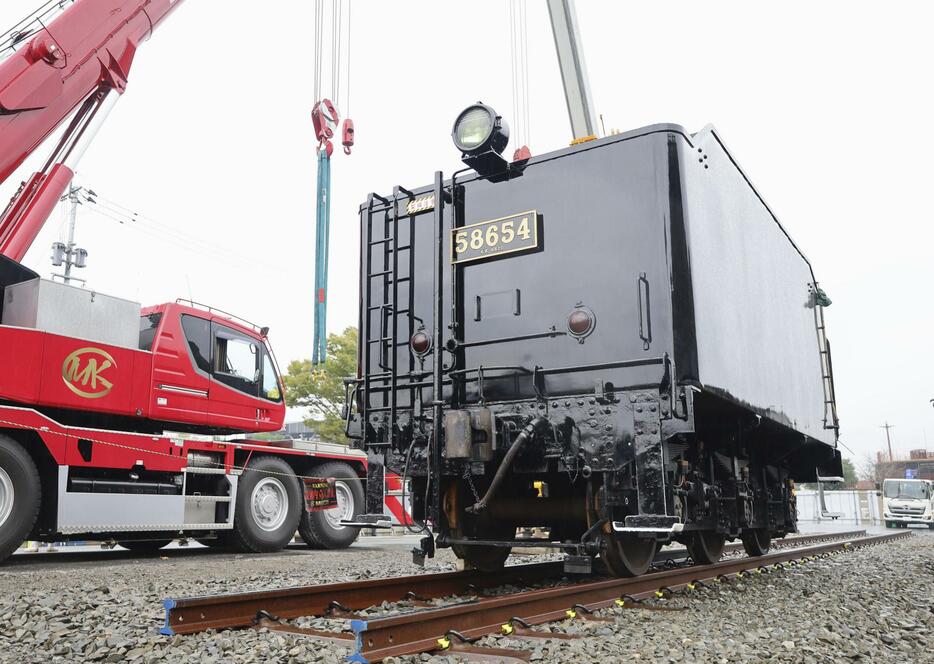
[453,105,496,152]
[452,103,510,177]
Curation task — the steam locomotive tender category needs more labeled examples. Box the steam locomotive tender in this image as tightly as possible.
[348,104,842,576]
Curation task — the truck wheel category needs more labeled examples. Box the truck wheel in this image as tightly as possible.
[118,539,172,552]
[298,461,363,550]
[0,435,41,563]
[230,456,301,553]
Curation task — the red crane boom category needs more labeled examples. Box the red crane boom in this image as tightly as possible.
[0,0,182,260]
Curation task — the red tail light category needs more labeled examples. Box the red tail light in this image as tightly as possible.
[410,330,432,355]
[567,306,595,339]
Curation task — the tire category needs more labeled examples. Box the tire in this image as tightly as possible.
[298,462,363,550]
[0,435,41,563]
[117,539,172,552]
[230,456,302,553]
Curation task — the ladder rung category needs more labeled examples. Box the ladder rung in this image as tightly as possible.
[369,270,392,278]
[367,306,411,314]
[367,238,413,251]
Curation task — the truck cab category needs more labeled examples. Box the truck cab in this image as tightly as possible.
[0,255,285,434]
[882,478,934,528]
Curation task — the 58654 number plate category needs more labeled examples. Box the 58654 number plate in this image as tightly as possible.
[451,210,539,264]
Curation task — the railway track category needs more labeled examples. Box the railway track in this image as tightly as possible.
[162,529,903,662]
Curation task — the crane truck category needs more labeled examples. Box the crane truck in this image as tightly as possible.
[0,0,366,562]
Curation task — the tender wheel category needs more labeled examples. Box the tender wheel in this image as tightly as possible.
[0,435,41,563]
[298,461,364,550]
[741,528,771,556]
[601,533,657,577]
[451,521,516,571]
[118,539,172,552]
[686,530,726,564]
[451,542,511,571]
[230,456,301,553]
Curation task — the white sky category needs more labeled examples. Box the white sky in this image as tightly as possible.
[2,1,932,464]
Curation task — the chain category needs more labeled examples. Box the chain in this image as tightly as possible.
[462,464,482,504]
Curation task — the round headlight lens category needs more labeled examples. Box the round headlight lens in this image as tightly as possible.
[453,105,494,152]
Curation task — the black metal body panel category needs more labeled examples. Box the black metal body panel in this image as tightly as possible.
[353,123,841,545]
[356,124,837,454]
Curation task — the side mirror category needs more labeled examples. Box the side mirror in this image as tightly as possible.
[874,482,881,491]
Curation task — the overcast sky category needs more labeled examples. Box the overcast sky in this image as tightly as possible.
[2,1,932,464]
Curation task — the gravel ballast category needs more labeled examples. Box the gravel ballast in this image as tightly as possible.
[0,530,930,663]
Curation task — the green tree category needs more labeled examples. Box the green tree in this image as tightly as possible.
[841,457,858,487]
[283,327,357,443]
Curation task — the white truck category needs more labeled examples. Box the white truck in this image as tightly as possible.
[882,478,934,529]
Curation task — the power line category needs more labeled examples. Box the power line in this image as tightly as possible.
[78,189,294,275]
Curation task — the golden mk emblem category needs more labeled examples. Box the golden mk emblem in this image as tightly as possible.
[62,347,117,399]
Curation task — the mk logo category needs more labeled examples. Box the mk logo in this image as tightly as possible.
[61,347,117,399]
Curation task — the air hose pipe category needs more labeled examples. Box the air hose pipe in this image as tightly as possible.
[465,416,549,514]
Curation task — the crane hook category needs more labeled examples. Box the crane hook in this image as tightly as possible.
[342,118,355,155]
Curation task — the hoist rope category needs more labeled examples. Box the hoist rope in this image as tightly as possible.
[520,0,530,148]
[345,0,352,117]
[332,0,340,110]
[314,0,323,103]
[507,0,531,149]
[313,0,350,116]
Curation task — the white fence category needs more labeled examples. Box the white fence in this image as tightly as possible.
[795,489,883,524]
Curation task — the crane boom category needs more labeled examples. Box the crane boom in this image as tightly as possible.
[0,0,183,260]
[546,0,597,141]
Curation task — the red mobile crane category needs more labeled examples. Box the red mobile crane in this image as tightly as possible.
[0,0,365,562]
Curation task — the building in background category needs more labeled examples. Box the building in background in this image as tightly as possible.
[875,449,934,481]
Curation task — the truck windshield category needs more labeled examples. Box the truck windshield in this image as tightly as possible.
[883,481,929,500]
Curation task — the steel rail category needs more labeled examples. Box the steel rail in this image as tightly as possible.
[652,528,865,565]
[349,532,909,662]
[162,560,563,636]
[161,529,864,635]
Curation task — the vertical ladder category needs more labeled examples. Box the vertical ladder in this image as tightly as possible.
[360,187,417,446]
[814,303,839,431]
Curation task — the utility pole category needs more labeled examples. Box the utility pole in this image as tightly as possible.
[51,184,89,285]
[546,0,598,141]
[881,421,895,462]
